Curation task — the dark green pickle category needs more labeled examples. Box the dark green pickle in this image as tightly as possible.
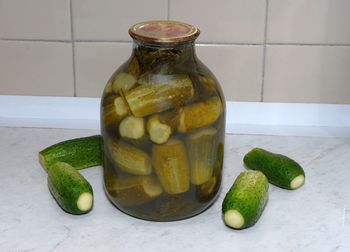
[101,20,225,221]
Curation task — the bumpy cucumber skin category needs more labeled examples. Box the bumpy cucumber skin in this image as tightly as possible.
[39,135,102,171]
[243,148,305,189]
[222,170,269,229]
[48,162,93,214]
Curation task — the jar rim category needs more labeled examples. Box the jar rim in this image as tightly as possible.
[129,20,200,44]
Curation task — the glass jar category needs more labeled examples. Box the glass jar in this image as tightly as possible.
[101,20,225,221]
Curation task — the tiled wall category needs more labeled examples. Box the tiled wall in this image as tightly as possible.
[1,0,350,104]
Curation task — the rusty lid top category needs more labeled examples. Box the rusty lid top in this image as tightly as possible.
[129,20,200,44]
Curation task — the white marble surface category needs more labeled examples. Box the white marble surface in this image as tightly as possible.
[1,127,350,252]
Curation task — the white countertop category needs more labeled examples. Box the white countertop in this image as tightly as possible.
[1,127,350,252]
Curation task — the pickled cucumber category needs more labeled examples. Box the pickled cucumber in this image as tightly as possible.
[112,72,137,93]
[196,142,224,201]
[125,56,140,78]
[189,74,218,100]
[177,96,223,133]
[106,175,162,206]
[147,114,173,144]
[103,95,129,126]
[187,127,217,185]
[124,74,194,117]
[119,115,145,140]
[152,139,190,194]
[108,140,152,175]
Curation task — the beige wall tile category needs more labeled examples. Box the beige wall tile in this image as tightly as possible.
[264,46,350,104]
[72,0,167,41]
[267,0,350,44]
[0,41,74,96]
[170,0,266,43]
[196,45,263,101]
[0,0,71,40]
[75,42,263,100]
[75,42,132,97]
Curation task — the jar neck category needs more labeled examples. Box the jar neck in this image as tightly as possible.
[131,39,197,72]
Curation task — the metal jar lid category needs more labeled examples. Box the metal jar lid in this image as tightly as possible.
[129,20,200,44]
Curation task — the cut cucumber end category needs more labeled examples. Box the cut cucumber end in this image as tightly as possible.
[142,176,163,197]
[77,192,93,212]
[290,175,305,189]
[38,153,48,170]
[144,184,163,197]
[224,210,244,229]
[149,121,171,144]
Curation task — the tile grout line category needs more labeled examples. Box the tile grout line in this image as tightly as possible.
[0,38,72,43]
[74,40,132,43]
[1,38,350,47]
[70,0,77,97]
[260,0,269,102]
[267,42,350,46]
[167,0,170,20]
[197,42,263,46]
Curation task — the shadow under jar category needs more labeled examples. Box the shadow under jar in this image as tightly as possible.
[101,20,226,221]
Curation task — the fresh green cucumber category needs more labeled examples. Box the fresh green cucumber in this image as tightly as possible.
[222,170,268,229]
[243,148,305,190]
[39,135,102,171]
[48,162,93,214]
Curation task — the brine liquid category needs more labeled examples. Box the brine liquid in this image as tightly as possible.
[102,124,224,221]
[101,45,225,221]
